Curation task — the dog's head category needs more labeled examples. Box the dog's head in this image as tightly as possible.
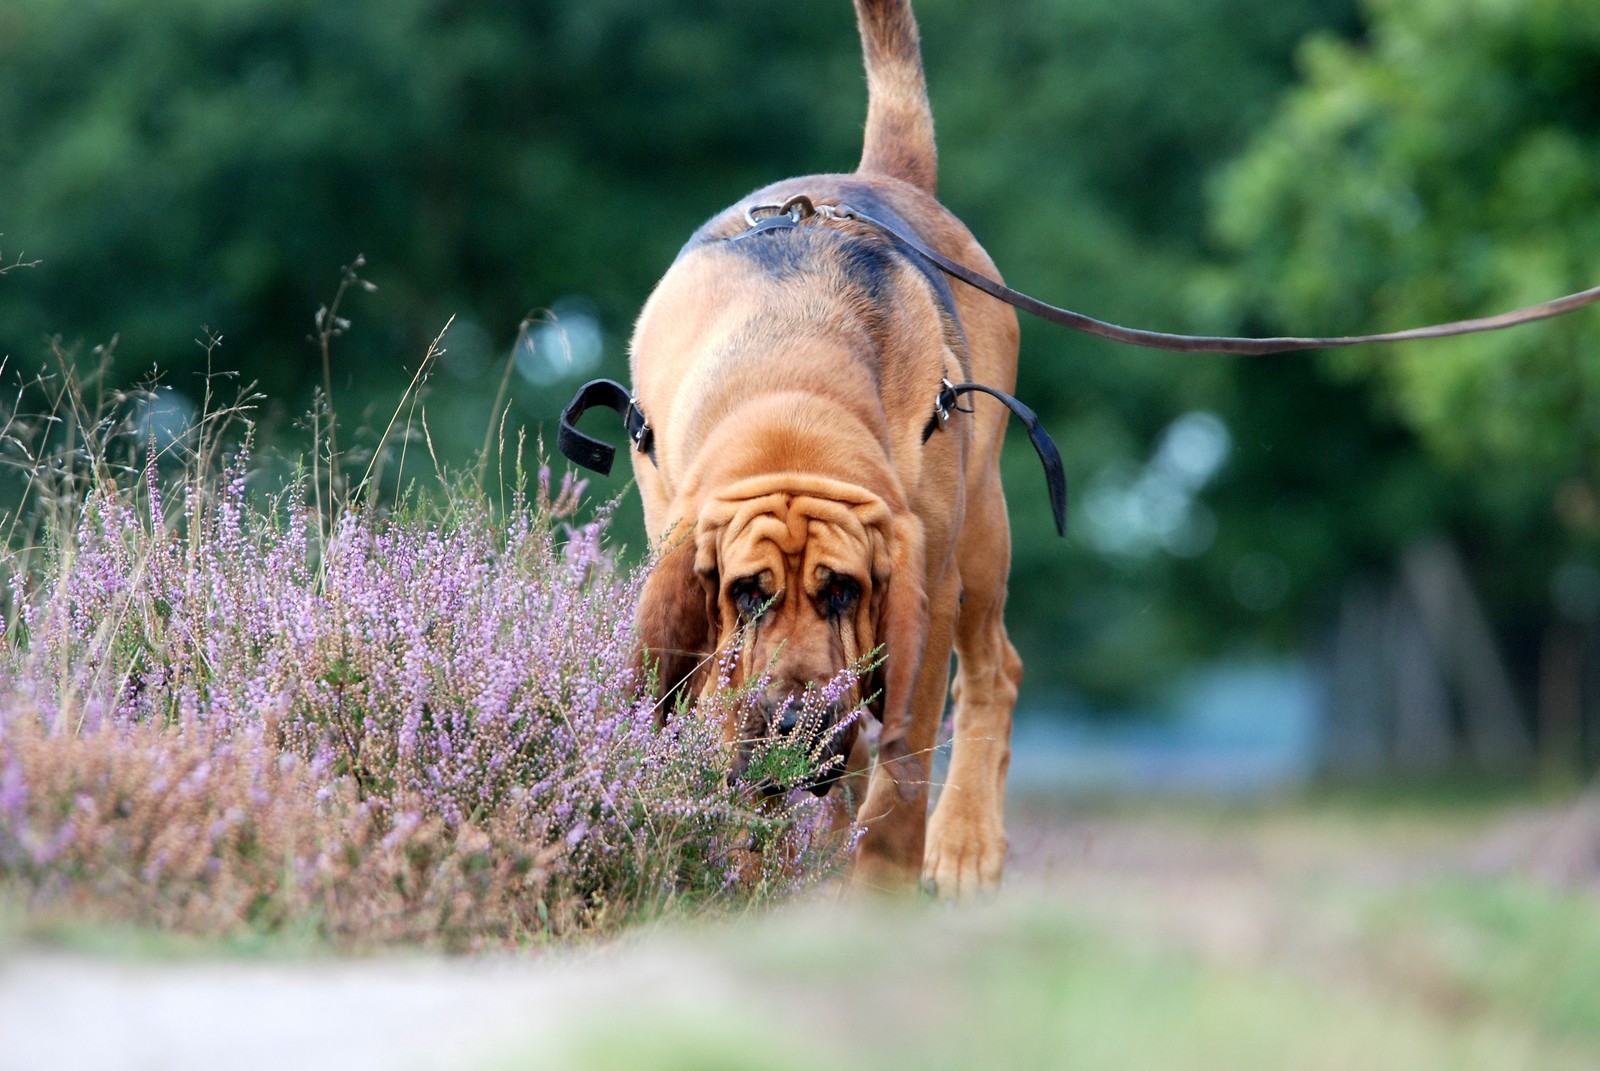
[638,473,926,796]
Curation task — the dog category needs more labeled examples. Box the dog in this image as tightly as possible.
[624,0,1022,900]
[546,0,1600,904]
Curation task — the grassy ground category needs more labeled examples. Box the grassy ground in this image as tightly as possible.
[4,790,1599,1071]
[541,791,1600,1071]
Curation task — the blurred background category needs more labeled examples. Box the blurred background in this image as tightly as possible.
[3,0,1598,794]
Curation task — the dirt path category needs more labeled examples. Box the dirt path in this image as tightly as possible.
[2,796,1595,1071]
[0,937,744,1071]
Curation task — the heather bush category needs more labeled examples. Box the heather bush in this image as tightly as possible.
[0,360,855,950]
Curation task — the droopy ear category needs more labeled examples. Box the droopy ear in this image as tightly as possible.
[636,524,715,717]
[865,512,928,796]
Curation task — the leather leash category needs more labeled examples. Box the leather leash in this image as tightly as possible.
[818,198,1600,354]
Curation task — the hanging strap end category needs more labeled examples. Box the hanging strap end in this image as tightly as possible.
[558,378,656,476]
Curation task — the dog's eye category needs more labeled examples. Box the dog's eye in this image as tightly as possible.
[730,577,774,621]
[818,575,860,618]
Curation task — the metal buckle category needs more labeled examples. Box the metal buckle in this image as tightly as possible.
[627,397,651,451]
[934,377,957,432]
[743,202,779,227]
[745,197,806,227]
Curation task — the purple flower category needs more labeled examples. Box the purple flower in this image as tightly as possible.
[0,422,853,945]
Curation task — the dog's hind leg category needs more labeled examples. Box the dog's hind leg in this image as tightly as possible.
[923,481,1021,901]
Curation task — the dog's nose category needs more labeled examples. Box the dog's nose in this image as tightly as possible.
[775,703,801,736]
[757,693,802,735]
[760,682,809,735]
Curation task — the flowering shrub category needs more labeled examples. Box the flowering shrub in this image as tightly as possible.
[0,375,855,950]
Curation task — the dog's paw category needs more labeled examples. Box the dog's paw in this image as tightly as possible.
[921,808,1006,903]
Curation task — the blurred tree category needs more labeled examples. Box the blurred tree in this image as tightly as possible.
[1213,0,1600,769]
[1,0,1412,707]
[1216,0,1600,537]
[914,0,1365,697]
[0,0,861,413]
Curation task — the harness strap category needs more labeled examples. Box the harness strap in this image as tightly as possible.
[729,209,812,241]
[923,381,1068,536]
[558,377,655,476]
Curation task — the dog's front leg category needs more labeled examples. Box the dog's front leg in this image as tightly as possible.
[922,631,1018,901]
[922,491,1020,901]
[849,574,959,894]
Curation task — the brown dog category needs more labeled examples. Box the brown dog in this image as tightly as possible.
[627,0,1022,900]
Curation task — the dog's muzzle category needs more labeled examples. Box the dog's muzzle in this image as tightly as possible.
[729,698,859,798]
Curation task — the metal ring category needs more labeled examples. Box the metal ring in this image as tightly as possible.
[778,194,815,220]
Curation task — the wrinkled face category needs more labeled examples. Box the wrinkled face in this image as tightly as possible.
[696,493,881,795]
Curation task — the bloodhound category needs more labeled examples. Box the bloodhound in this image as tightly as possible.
[550,0,1600,903]
[625,0,1023,901]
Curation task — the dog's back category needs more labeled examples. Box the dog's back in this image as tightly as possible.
[856,0,937,194]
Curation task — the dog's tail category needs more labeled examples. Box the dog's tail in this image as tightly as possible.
[855,0,937,194]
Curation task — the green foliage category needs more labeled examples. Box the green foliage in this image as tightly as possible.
[917,0,1364,696]
[1216,0,1600,521]
[0,0,866,407]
